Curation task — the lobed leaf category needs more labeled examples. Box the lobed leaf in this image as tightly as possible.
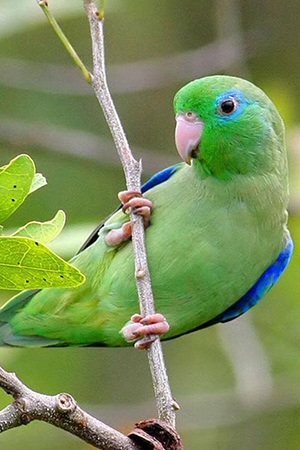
[12,210,66,244]
[29,172,47,194]
[0,236,85,290]
[0,154,36,223]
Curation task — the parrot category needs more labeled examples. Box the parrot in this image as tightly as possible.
[0,75,293,348]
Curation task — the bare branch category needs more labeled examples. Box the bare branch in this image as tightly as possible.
[83,0,176,427]
[0,366,140,450]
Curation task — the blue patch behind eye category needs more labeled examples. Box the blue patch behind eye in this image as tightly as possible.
[215,89,252,122]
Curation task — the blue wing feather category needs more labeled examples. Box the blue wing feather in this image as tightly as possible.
[195,233,293,331]
[220,233,294,322]
[141,164,181,193]
[79,164,181,251]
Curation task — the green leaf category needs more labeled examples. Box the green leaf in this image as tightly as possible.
[0,154,35,223]
[29,172,47,194]
[13,210,66,244]
[0,236,85,290]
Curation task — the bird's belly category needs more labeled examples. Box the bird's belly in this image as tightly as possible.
[100,199,282,340]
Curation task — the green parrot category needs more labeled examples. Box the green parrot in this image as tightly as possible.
[0,75,293,348]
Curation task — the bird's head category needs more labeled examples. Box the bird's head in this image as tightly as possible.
[174,75,285,180]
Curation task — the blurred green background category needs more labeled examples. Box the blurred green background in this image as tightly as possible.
[0,0,299,448]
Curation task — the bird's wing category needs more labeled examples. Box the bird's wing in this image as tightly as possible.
[78,163,181,252]
[193,233,294,331]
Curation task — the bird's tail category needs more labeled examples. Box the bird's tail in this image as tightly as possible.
[0,290,58,347]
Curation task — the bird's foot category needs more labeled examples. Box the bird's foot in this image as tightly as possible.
[105,222,133,246]
[122,313,170,349]
[105,190,153,246]
[119,190,153,228]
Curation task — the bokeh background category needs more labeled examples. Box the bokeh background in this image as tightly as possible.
[0,1,299,448]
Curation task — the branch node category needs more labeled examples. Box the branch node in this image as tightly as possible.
[56,393,77,413]
[95,10,105,21]
[172,400,181,411]
[16,398,31,425]
[136,269,146,279]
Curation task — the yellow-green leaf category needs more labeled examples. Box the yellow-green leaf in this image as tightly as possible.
[13,210,66,244]
[0,154,35,223]
[0,236,85,290]
[29,172,47,194]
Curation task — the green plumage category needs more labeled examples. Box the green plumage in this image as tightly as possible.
[0,75,290,347]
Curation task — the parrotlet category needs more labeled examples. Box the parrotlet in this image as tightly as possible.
[0,75,293,348]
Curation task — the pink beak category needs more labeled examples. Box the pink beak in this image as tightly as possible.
[175,113,204,164]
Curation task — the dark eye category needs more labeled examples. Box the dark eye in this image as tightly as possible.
[218,98,237,115]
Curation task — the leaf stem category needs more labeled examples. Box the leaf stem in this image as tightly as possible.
[98,0,106,20]
[37,1,92,84]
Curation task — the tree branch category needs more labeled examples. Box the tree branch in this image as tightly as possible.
[83,0,177,427]
[0,366,140,450]
[0,1,179,446]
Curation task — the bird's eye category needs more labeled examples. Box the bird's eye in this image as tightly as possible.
[185,111,198,122]
[218,98,237,115]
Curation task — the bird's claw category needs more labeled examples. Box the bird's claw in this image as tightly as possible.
[119,190,153,226]
[122,313,170,349]
[105,190,153,246]
[105,222,133,247]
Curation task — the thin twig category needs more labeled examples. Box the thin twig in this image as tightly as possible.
[38,1,92,84]
[0,366,140,450]
[83,0,176,427]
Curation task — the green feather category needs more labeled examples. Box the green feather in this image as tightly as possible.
[0,75,290,347]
